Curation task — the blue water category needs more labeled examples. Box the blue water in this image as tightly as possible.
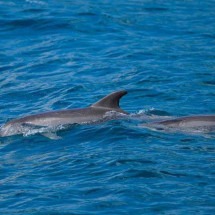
[0,0,215,214]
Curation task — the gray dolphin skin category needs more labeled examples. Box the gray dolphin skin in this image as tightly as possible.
[0,90,128,139]
[143,115,215,132]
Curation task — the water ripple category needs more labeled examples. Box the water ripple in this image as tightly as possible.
[0,0,215,214]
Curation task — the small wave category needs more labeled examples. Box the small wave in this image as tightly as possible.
[25,0,46,5]
[143,7,169,12]
[130,109,173,122]
[104,111,128,118]
[22,124,69,137]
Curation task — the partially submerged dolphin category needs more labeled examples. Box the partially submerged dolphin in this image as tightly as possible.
[141,115,215,133]
[0,90,128,139]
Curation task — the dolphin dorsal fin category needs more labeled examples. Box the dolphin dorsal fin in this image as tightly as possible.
[91,90,127,112]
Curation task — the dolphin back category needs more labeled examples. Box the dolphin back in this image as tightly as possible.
[91,90,128,114]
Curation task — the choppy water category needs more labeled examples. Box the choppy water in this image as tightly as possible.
[0,0,215,214]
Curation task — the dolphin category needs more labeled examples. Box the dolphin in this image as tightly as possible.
[0,90,128,139]
[141,115,215,133]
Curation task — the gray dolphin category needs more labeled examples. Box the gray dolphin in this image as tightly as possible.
[141,115,215,133]
[0,90,128,139]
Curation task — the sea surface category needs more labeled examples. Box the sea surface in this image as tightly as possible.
[0,0,215,214]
